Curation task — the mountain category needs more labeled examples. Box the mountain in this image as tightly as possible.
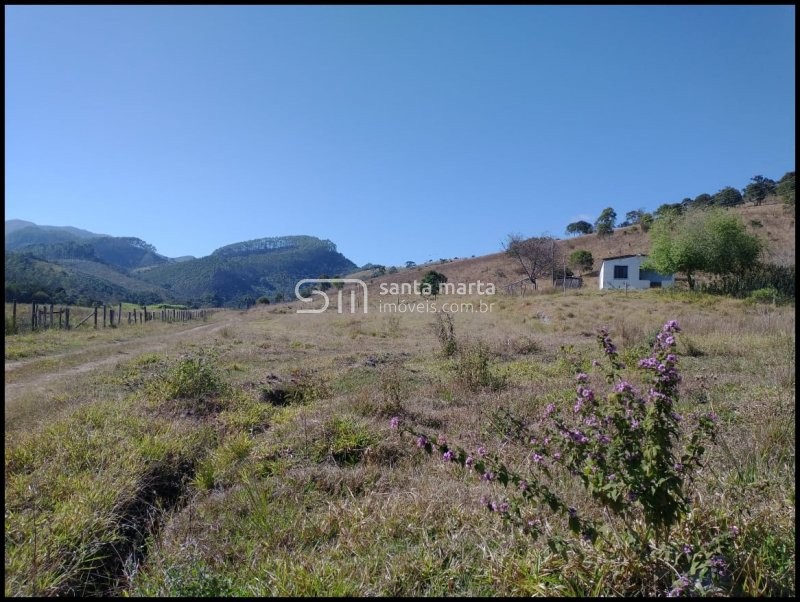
[136,236,357,307]
[5,221,104,245]
[5,224,358,307]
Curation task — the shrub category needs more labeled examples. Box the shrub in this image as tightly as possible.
[431,312,458,357]
[393,320,724,595]
[702,263,794,300]
[749,287,778,305]
[455,341,506,392]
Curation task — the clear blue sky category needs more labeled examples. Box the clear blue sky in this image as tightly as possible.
[5,5,795,267]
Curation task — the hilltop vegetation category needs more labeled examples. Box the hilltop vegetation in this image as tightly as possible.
[4,228,357,308]
[136,236,357,307]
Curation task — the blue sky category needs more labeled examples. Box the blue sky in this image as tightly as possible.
[5,5,795,267]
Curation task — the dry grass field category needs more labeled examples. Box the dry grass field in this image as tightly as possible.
[4,284,795,596]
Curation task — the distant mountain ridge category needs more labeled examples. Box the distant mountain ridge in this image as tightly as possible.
[5,220,358,307]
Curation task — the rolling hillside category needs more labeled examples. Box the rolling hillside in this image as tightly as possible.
[354,200,795,295]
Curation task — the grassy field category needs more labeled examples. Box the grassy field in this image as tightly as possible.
[4,288,795,596]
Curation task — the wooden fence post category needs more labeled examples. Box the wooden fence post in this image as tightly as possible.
[128,311,132,324]
[118,303,122,326]
[12,300,17,332]
[103,305,107,328]
[109,309,115,326]
[65,307,70,330]
[31,303,36,331]
[143,306,147,322]
[59,308,63,329]
[94,306,98,329]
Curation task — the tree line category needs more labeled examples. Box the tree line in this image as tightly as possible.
[565,171,795,237]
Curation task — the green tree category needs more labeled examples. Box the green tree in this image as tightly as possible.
[420,270,448,297]
[568,250,594,275]
[775,171,795,205]
[594,207,616,237]
[565,220,593,236]
[712,186,744,207]
[654,203,684,219]
[743,175,776,206]
[639,212,654,232]
[645,208,762,290]
[693,193,713,207]
[405,261,417,268]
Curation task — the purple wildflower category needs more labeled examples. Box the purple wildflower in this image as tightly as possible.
[519,480,528,491]
[477,445,487,457]
[498,501,509,513]
[465,455,475,467]
[543,403,556,417]
[683,544,693,555]
[710,555,728,577]
[614,381,634,393]
[730,525,739,537]
[553,451,561,460]
[416,436,428,448]
[531,453,543,464]
[568,506,577,518]
[442,450,455,462]
[389,416,400,430]
[482,471,494,482]
[575,372,589,383]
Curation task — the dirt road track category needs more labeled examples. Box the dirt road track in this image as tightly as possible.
[4,314,240,428]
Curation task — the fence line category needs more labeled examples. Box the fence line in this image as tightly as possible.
[6,301,213,334]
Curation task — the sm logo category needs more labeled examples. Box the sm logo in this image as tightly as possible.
[295,279,369,314]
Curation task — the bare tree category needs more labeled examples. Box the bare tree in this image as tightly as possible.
[503,234,563,289]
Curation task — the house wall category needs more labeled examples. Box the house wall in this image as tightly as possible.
[599,256,674,289]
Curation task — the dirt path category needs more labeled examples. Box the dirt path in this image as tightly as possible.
[4,313,242,428]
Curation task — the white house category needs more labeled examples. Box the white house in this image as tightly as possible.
[598,254,675,290]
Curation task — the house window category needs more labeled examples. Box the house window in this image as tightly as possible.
[613,265,628,279]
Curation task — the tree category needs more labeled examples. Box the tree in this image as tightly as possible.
[405,261,417,268]
[624,209,646,226]
[504,234,562,289]
[644,208,762,290]
[257,296,271,304]
[639,212,654,232]
[565,220,594,236]
[712,186,743,207]
[775,171,795,205]
[693,193,713,207]
[594,207,616,237]
[743,175,777,206]
[420,270,447,297]
[654,203,684,220]
[568,250,594,275]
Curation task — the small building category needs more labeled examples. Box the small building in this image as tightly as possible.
[598,254,674,290]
